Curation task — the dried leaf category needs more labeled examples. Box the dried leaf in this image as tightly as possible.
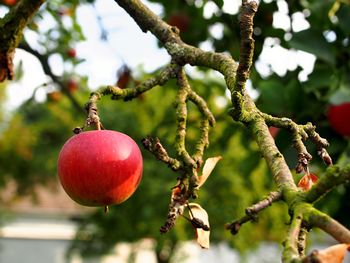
[298,173,318,191]
[312,243,350,263]
[188,203,210,249]
[198,156,222,187]
[116,64,132,89]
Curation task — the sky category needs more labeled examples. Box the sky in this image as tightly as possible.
[1,0,316,111]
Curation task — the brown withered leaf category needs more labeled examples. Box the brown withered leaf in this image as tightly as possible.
[298,173,318,191]
[188,203,210,249]
[198,156,222,188]
[310,243,350,263]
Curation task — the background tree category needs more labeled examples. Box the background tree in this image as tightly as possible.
[0,0,350,262]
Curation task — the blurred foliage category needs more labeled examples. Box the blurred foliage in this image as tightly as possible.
[0,0,350,262]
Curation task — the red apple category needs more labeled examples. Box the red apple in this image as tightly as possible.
[57,130,143,207]
[47,91,62,102]
[67,79,78,93]
[327,102,350,137]
[268,126,280,138]
[67,48,76,58]
[168,14,190,32]
[3,0,16,6]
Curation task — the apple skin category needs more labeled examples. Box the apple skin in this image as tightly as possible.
[57,130,143,207]
[67,79,78,93]
[268,126,280,138]
[168,14,190,32]
[3,0,16,6]
[327,102,350,137]
[67,48,76,58]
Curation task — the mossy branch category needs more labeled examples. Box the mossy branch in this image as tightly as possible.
[305,207,350,243]
[0,0,45,82]
[263,114,332,172]
[282,213,304,262]
[141,136,182,171]
[86,63,178,106]
[225,191,282,235]
[234,0,258,95]
[304,164,350,203]
[281,204,350,261]
[107,0,349,258]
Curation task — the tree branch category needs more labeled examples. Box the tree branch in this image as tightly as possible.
[234,0,258,94]
[306,208,350,243]
[141,136,182,171]
[111,1,350,257]
[225,191,282,234]
[282,213,304,262]
[114,0,181,44]
[263,114,332,172]
[305,164,350,203]
[0,0,45,81]
[87,63,178,104]
[18,41,83,114]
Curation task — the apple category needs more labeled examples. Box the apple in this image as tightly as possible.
[67,48,76,58]
[67,79,78,93]
[268,126,280,138]
[57,130,143,207]
[3,0,16,6]
[47,91,62,102]
[168,14,190,32]
[327,102,350,137]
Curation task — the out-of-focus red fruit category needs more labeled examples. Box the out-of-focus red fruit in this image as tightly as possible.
[67,48,76,58]
[67,79,78,93]
[47,91,62,102]
[57,7,72,16]
[168,14,190,32]
[327,102,350,137]
[116,65,131,89]
[3,0,16,6]
[57,130,143,207]
[268,126,280,138]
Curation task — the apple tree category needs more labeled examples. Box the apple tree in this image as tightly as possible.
[0,0,350,262]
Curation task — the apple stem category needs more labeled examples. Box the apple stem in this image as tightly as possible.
[84,100,105,130]
[104,206,109,213]
[96,121,102,130]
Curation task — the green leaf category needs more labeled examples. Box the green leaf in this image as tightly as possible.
[329,85,350,105]
[303,63,334,93]
[289,29,335,65]
[257,79,287,115]
[337,4,350,35]
[212,0,224,8]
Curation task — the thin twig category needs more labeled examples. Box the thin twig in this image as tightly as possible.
[305,164,350,203]
[141,136,182,171]
[225,191,282,234]
[87,63,178,104]
[18,41,84,113]
[263,114,332,173]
